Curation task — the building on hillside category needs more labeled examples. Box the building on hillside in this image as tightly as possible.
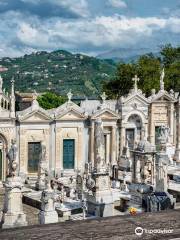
[0,72,179,183]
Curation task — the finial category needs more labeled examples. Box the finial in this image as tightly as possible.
[33,89,38,100]
[132,75,139,92]
[67,90,73,102]
[160,68,165,91]
[101,92,107,102]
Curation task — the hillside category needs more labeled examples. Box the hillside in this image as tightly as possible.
[0,50,116,97]
[97,47,159,62]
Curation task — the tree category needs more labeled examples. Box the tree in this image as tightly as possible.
[37,92,67,109]
[103,63,136,99]
[103,45,180,98]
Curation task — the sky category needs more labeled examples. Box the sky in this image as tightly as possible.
[0,0,179,57]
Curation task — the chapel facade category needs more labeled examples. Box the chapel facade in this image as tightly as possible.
[0,73,179,183]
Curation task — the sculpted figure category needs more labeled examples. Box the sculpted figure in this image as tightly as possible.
[6,139,18,177]
[94,118,106,171]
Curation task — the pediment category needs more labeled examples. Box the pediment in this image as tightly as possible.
[151,91,176,102]
[124,94,150,107]
[56,109,86,120]
[18,111,52,122]
[91,109,119,120]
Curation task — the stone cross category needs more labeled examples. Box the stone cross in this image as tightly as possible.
[67,90,73,102]
[132,75,139,92]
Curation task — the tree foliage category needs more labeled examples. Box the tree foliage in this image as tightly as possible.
[37,92,67,109]
[103,45,180,99]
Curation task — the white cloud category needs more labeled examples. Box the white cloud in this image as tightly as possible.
[21,0,89,17]
[108,0,127,8]
[0,10,179,57]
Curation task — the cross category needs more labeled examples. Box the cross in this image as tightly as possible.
[132,75,139,91]
[67,90,73,102]
[101,92,107,102]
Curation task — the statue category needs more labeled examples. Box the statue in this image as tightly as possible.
[6,139,18,177]
[36,143,48,190]
[158,125,170,145]
[160,68,165,91]
[94,118,106,172]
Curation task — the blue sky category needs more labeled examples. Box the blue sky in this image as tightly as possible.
[0,0,179,57]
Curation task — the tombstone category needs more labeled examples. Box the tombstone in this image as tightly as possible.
[2,140,27,229]
[86,118,114,217]
[39,181,58,224]
[155,126,170,192]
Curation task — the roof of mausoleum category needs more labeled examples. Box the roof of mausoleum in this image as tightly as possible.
[80,99,117,115]
[148,89,178,103]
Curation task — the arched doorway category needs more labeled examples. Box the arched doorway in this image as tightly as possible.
[0,134,8,181]
[126,114,142,149]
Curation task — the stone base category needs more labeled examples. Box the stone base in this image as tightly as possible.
[174,149,180,165]
[87,190,114,217]
[35,181,46,191]
[39,210,58,224]
[87,201,114,217]
[2,212,27,229]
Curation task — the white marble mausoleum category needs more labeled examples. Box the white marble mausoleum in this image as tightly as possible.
[0,73,179,183]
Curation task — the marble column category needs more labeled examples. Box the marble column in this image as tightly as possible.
[149,105,154,144]
[77,127,83,171]
[111,126,116,166]
[119,126,125,156]
[90,121,95,168]
[175,98,180,164]
[169,103,174,144]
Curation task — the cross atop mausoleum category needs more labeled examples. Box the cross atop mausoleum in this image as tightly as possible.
[132,75,139,92]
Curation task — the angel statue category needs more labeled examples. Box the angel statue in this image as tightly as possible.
[6,139,18,177]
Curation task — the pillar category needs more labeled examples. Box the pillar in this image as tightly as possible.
[119,126,125,156]
[111,126,116,165]
[90,121,95,167]
[169,103,174,144]
[175,98,180,164]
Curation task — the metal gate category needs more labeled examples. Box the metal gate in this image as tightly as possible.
[28,142,41,173]
[63,139,75,169]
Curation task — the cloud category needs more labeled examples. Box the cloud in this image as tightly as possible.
[0,0,89,18]
[0,10,179,58]
[107,0,127,8]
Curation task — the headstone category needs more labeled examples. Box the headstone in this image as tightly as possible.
[39,181,58,224]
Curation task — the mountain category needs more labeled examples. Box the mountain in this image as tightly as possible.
[97,48,159,62]
[0,50,116,97]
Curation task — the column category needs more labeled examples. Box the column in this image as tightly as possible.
[77,127,83,171]
[90,121,95,167]
[120,126,125,155]
[175,98,180,164]
[111,126,116,166]
[169,103,174,144]
[149,105,154,143]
